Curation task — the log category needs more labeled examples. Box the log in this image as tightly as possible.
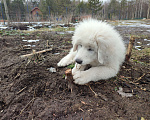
[20,48,52,58]
[125,36,136,62]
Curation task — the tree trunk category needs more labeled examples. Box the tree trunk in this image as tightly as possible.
[139,0,143,18]
[147,0,150,19]
[3,0,10,25]
[135,3,138,18]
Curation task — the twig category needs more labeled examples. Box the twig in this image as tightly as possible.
[134,73,146,82]
[20,48,52,58]
[88,85,98,97]
[134,72,150,83]
[19,98,35,116]
[14,73,21,79]
[88,85,108,101]
[79,107,84,112]
[17,86,27,95]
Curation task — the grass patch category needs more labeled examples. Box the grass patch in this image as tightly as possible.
[51,27,75,32]
[22,27,75,34]
[0,30,30,36]
[22,27,51,34]
[67,64,75,69]
[132,47,150,57]
[131,47,150,65]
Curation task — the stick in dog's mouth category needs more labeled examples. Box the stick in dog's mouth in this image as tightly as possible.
[75,63,92,71]
[84,64,92,71]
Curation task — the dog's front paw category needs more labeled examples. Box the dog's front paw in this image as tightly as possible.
[57,57,73,67]
[73,71,90,85]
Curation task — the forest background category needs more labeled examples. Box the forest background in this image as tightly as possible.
[0,0,150,22]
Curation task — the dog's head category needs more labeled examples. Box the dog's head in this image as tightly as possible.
[72,33,109,66]
[72,19,118,66]
[72,36,99,65]
[71,19,125,72]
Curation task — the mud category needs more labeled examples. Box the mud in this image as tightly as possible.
[0,25,150,120]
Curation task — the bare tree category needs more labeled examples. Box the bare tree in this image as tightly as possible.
[139,0,143,18]
[147,0,150,18]
[3,0,10,25]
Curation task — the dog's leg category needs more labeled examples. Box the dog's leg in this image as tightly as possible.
[57,49,76,67]
[73,66,118,85]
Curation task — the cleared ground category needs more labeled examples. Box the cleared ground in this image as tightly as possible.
[0,20,150,120]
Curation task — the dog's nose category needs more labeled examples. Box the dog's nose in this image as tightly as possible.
[75,59,82,64]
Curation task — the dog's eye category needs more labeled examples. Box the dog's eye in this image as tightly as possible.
[77,44,82,50]
[78,44,82,48]
[88,48,93,51]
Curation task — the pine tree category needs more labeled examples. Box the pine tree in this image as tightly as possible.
[108,0,120,19]
[9,0,25,21]
[121,0,127,19]
[56,0,71,15]
[77,1,89,15]
[88,0,103,15]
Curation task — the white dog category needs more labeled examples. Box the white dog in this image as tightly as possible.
[58,19,126,85]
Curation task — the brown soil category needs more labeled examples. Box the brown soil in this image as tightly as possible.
[0,27,150,120]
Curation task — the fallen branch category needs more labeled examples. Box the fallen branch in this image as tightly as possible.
[125,36,136,62]
[20,48,52,58]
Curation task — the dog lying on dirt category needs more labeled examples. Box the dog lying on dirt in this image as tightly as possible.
[58,19,126,85]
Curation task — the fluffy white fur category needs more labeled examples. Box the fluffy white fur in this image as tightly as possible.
[58,19,126,85]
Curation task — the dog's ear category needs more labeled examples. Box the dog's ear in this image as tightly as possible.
[72,36,78,52]
[73,43,78,52]
[97,48,104,64]
[96,38,108,64]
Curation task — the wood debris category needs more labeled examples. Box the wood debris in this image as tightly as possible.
[125,36,136,62]
[20,48,52,58]
[65,69,76,93]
